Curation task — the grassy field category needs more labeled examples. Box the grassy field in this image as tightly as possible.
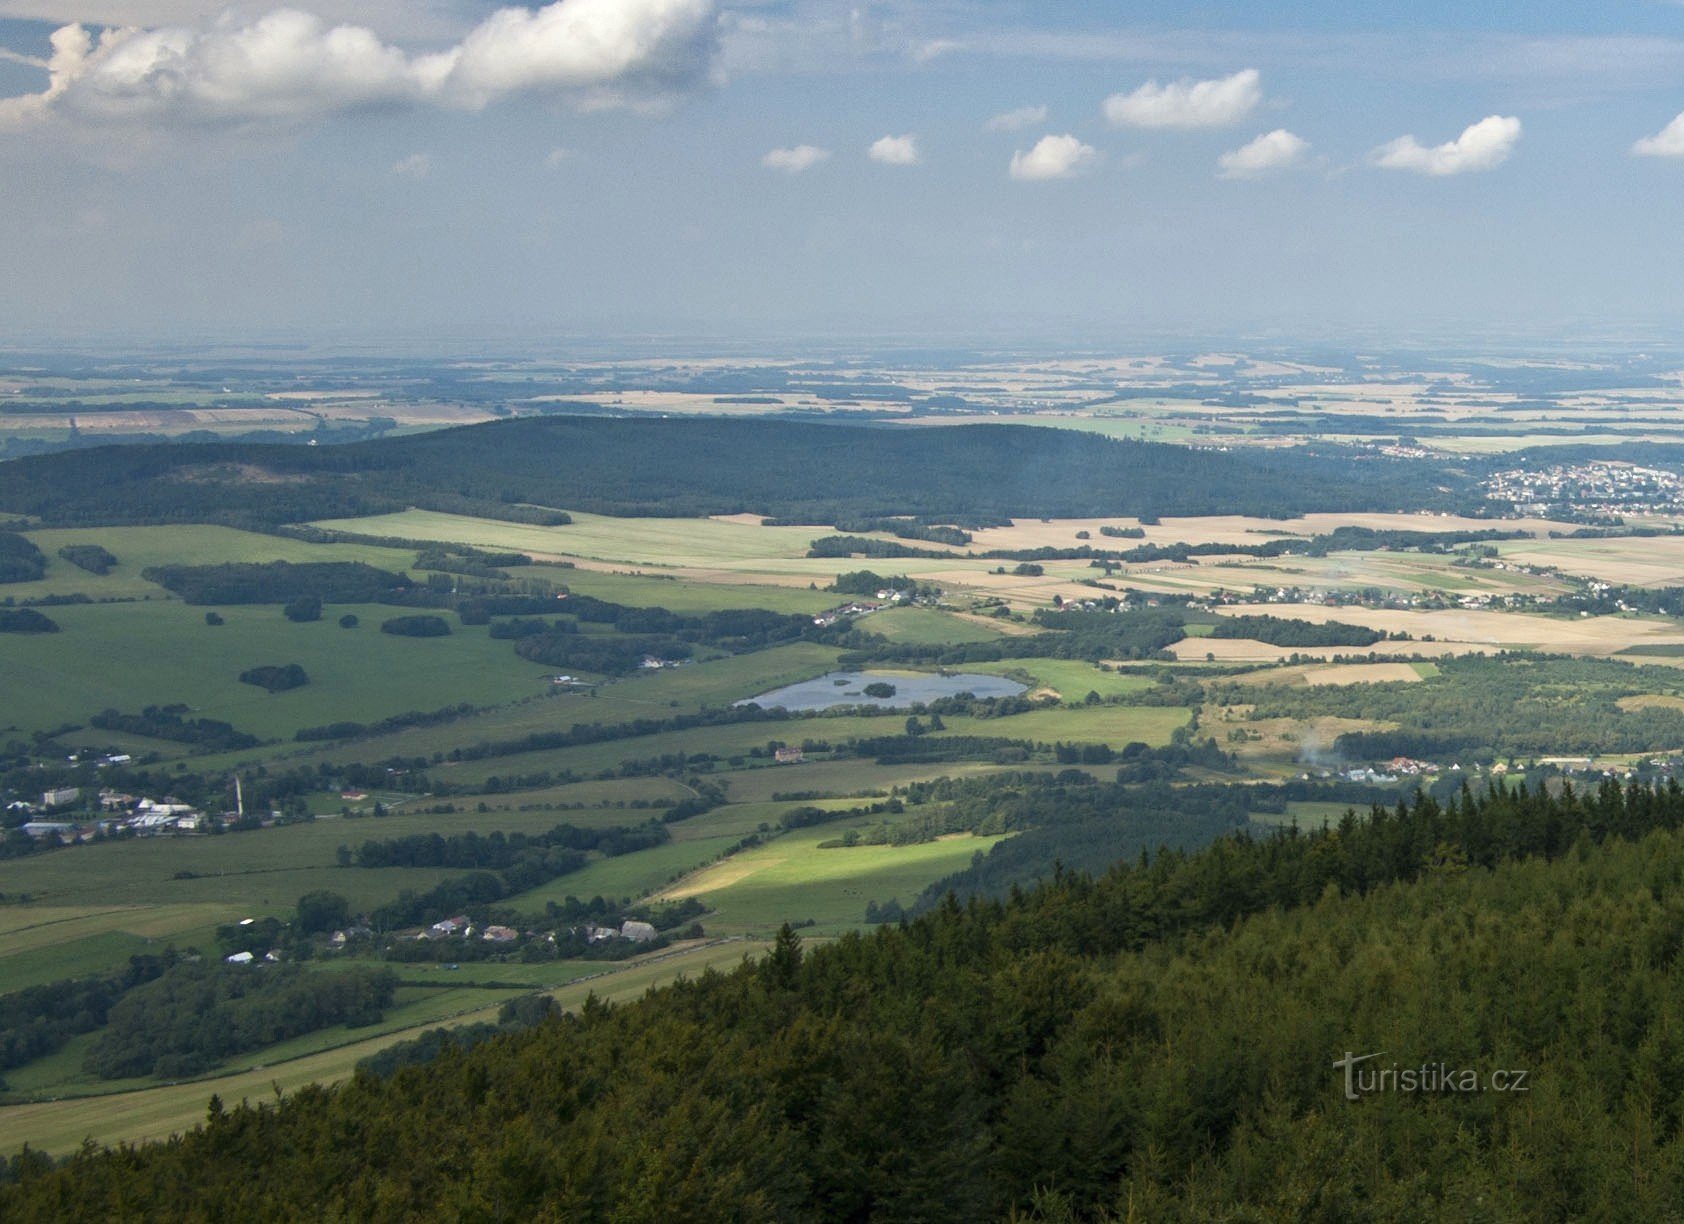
[864,606,1009,645]
[964,658,1154,700]
[9,525,419,601]
[0,939,766,1156]
[251,640,844,770]
[0,599,558,739]
[662,828,1011,935]
[311,508,828,569]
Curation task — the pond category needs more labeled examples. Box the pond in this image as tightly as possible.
[737,670,1027,712]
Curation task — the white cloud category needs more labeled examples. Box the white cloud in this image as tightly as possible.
[1217,128,1308,178]
[388,151,431,178]
[0,0,719,130]
[544,146,573,167]
[1103,68,1260,129]
[1008,133,1096,181]
[984,104,1046,132]
[0,45,48,67]
[1373,114,1522,175]
[1633,112,1684,158]
[762,143,828,173]
[867,133,918,165]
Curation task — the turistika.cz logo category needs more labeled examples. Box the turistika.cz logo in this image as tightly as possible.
[1333,1051,1530,1101]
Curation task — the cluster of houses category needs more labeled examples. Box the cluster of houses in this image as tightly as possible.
[9,787,241,842]
[409,915,659,946]
[1483,460,1684,518]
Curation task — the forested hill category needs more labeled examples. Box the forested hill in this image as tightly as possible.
[0,416,1465,526]
[12,780,1684,1218]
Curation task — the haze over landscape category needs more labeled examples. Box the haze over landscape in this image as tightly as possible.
[9,2,1684,1221]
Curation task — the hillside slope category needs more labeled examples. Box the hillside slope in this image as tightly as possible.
[7,780,1684,1219]
[0,416,1464,526]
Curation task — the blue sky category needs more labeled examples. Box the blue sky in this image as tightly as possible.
[1,0,1682,346]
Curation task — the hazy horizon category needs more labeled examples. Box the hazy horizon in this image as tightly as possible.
[2,1,1684,342]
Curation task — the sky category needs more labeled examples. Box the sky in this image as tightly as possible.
[1,0,1684,348]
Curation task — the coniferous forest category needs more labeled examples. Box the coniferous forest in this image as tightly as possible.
[8,780,1684,1219]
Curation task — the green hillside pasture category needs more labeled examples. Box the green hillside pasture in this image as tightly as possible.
[525,564,836,616]
[0,600,554,739]
[0,904,242,993]
[311,508,824,569]
[963,658,1155,700]
[930,703,1190,748]
[0,803,679,916]
[264,641,842,769]
[321,700,1190,795]
[386,776,696,823]
[0,797,759,995]
[515,836,748,909]
[385,713,917,789]
[714,758,1045,803]
[8,525,417,601]
[0,939,766,1156]
[862,606,1010,646]
[0,842,458,918]
[661,828,1011,936]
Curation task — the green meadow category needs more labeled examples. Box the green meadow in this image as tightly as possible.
[0,598,556,738]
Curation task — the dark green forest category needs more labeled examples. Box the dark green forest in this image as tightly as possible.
[12,780,1684,1218]
[0,417,1473,527]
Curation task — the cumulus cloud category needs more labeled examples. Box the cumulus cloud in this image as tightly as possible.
[762,143,828,173]
[388,151,430,178]
[1373,114,1522,175]
[1217,128,1308,178]
[1633,112,1684,157]
[867,132,918,165]
[984,103,1046,132]
[0,0,719,129]
[1008,133,1096,181]
[1103,68,1260,129]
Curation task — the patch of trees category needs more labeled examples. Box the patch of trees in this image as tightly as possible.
[142,562,410,605]
[84,962,397,1079]
[838,608,1187,669]
[89,705,260,751]
[238,663,309,692]
[1220,653,1684,760]
[380,615,451,637]
[850,734,1035,764]
[293,702,475,743]
[55,543,118,574]
[862,682,896,699]
[0,418,1476,533]
[1099,524,1146,538]
[514,632,686,675]
[23,780,1684,1217]
[282,595,322,622]
[357,994,558,1079]
[415,548,530,579]
[0,952,178,1074]
[823,518,972,545]
[828,570,914,596]
[0,608,57,633]
[0,533,46,583]
[1208,613,1390,647]
[351,822,668,870]
[359,825,678,930]
[808,535,941,559]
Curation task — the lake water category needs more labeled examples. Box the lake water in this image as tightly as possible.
[737,670,1027,712]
